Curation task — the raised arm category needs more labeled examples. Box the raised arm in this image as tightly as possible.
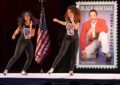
[71,21,80,30]
[70,16,80,30]
[30,21,35,37]
[53,18,67,26]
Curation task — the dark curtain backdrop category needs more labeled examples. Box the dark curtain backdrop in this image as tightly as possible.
[0,0,120,73]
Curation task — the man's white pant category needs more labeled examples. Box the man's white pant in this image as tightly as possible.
[85,32,109,60]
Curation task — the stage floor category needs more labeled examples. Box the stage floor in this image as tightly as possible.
[0,73,120,80]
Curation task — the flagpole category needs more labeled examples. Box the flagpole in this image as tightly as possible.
[38,0,45,73]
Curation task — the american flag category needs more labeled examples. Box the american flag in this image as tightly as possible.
[35,3,50,64]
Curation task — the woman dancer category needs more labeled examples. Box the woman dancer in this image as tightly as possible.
[3,11,36,75]
[48,5,82,76]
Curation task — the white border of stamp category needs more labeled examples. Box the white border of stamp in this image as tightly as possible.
[76,1,118,69]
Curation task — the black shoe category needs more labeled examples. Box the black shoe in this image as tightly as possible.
[103,52,112,64]
[106,57,112,64]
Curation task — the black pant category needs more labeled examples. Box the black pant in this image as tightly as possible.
[52,36,79,71]
[6,38,33,71]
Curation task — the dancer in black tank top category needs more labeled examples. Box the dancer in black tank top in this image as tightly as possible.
[48,5,82,76]
[3,11,36,75]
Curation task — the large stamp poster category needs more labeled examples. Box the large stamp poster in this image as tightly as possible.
[76,1,117,69]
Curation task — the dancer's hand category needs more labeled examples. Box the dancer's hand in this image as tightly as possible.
[69,14,74,22]
[70,16,74,21]
[53,18,67,26]
[81,51,87,60]
[53,18,58,23]
[12,34,16,40]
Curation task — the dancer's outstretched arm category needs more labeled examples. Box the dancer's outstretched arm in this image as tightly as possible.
[12,27,21,40]
[53,18,67,26]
